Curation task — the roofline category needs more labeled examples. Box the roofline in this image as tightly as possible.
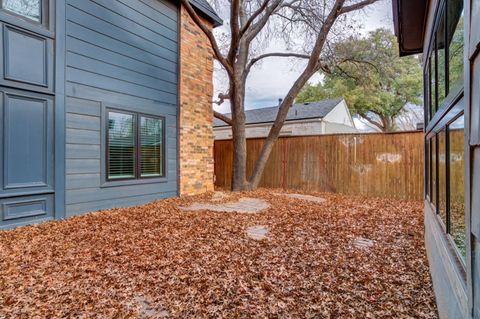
[392,0,429,56]
[213,116,326,128]
[213,98,345,128]
[189,1,223,27]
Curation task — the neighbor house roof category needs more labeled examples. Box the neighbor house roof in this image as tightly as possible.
[213,98,343,127]
[392,0,429,56]
[190,0,223,27]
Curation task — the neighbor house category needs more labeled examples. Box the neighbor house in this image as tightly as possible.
[213,98,357,140]
[0,0,221,229]
[393,0,479,317]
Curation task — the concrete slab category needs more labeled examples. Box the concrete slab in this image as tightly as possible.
[274,193,326,203]
[179,198,270,213]
[247,225,269,240]
[353,237,375,249]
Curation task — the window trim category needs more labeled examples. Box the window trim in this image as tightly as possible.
[0,0,54,37]
[101,104,168,188]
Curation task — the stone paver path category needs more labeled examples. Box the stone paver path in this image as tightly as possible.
[211,191,229,202]
[246,226,269,240]
[353,237,375,249]
[274,193,326,203]
[180,198,270,213]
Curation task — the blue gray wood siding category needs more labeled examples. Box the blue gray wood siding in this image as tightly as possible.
[64,0,178,216]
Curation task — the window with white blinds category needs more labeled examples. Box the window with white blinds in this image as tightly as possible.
[140,116,163,177]
[106,110,164,181]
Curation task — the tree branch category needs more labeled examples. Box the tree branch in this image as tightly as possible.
[245,0,283,43]
[180,0,233,75]
[245,52,311,74]
[340,0,380,14]
[214,111,232,125]
[212,92,229,105]
[361,113,385,131]
[238,0,271,39]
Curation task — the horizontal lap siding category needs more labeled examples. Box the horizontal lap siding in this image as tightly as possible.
[65,0,178,216]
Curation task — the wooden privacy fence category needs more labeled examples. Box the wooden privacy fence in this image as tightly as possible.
[214,131,424,200]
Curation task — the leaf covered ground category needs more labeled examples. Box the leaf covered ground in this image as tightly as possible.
[0,190,437,318]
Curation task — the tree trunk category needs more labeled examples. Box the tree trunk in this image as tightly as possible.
[230,82,250,191]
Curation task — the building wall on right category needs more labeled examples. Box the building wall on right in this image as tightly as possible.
[422,0,479,317]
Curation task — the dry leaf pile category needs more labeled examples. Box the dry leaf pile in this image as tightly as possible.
[0,190,437,318]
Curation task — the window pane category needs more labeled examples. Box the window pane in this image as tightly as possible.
[449,115,465,261]
[431,136,437,206]
[447,1,464,93]
[140,116,163,177]
[426,139,430,198]
[108,112,135,180]
[438,130,447,223]
[430,54,437,116]
[2,0,41,22]
[436,11,446,108]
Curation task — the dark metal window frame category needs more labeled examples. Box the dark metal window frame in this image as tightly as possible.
[424,0,465,133]
[105,108,166,182]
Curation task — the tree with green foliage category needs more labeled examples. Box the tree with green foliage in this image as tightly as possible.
[297,28,422,132]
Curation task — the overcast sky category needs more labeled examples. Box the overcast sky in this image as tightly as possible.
[212,0,394,116]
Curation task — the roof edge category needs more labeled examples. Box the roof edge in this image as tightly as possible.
[188,0,223,27]
[392,0,429,56]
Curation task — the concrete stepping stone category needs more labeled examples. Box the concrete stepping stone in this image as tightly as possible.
[211,191,228,202]
[180,198,270,213]
[247,225,269,240]
[353,237,375,249]
[274,193,326,203]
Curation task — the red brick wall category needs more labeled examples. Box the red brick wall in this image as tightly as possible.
[178,6,215,195]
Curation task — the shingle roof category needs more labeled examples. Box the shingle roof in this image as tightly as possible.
[189,0,223,27]
[213,98,343,127]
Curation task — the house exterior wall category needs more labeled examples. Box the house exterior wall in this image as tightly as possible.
[214,120,324,140]
[0,0,217,227]
[63,0,180,216]
[466,0,480,316]
[178,7,215,195]
[213,101,357,140]
[323,100,356,127]
[420,0,479,317]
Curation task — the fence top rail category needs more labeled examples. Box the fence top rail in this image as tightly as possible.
[215,130,424,142]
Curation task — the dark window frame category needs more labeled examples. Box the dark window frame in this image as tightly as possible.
[424,0,464,132]
[105,108,166,182]
[445,112,466,265]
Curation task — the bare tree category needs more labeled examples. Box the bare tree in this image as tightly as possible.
[181,0,380,191]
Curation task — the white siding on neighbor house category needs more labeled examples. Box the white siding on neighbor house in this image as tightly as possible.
[213,99,357,140]
[323,121,358,133]
[214,118,358,140]
[323,100,355,127]
[214,119,323,140]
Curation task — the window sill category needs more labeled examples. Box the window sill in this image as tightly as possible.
[101,176,168,188]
